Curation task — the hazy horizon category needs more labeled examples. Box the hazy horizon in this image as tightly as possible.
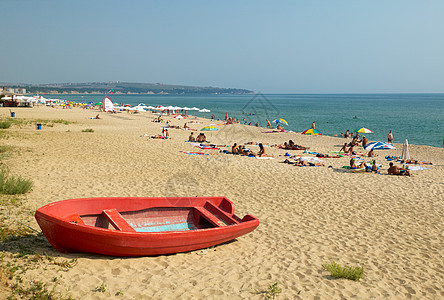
[2,1,444,93]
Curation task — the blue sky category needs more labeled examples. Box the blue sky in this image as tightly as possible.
[1,0,444,93]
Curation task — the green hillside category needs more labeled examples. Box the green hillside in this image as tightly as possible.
[3,81,253,95]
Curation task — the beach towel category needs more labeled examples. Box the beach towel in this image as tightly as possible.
[182,152,209,156]
[405,166,430,171]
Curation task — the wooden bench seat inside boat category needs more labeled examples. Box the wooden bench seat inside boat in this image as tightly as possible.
[102,209,136,232]
[68,214,86,225]
[195,202,240,227]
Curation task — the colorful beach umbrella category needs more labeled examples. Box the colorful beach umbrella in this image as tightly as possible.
[94,102,102,106]
[201,125,218,131]
[301,128,323,135]
[364,141,396,150]
[354,127,374,134]
[273,118,288,125]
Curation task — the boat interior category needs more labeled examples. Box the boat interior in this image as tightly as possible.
[68,201,242,233]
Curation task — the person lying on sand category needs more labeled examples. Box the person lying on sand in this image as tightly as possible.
[273,140,309,150]
[388,162,411,176]
[238,146,254,156]
[296,158,324,167]
[400,159,432,165]
[150,135,167,139]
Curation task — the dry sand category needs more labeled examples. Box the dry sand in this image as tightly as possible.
[1,106,443,299]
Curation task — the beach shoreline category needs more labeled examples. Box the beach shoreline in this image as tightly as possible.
[1,106,443,299]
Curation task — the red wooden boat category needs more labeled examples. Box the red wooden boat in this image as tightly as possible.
[35,197,259,256]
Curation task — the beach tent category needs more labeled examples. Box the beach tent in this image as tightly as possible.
[301,128,323,135]
[364,141,396,150]
[103,97,114,112]
[401,139,410,160]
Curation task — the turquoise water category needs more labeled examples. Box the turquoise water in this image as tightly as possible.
[55,93,444,148]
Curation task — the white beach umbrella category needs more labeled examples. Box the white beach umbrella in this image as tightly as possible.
[401,139,410,161]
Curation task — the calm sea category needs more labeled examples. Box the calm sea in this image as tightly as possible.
[51,93,444,148]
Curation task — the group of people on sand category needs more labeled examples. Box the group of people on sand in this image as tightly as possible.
[188,132,207,143]
[273,140,309,150]
[339,134,375,157]
[230,143,271,157]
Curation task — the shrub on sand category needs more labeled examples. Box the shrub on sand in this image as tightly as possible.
[0,168,33,195]
[81,128,94,133]
[322,261,364,281]
[0,121,12,129]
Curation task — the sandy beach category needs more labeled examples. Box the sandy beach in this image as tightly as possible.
[1,106,443,299]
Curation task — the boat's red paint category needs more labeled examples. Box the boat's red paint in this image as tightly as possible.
[35,197,259,256]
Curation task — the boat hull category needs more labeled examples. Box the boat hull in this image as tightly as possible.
[35,197,259,256]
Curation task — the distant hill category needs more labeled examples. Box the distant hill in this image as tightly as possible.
[2,81,253,95]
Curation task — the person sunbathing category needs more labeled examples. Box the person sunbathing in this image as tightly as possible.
[239,147,254,156]
[339,143,348,153]
[350,158,367,169]
[256,143,272,157]
[347,145,355,154]
[371,160,379,173]
[231,143,238,154]
[296,158,323,166]
[188,132,196,142]
[196,133,206,143]
[368,149,376,157]
[401,159,432,165]
[388,162,411,176]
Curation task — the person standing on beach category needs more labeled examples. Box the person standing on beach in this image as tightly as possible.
[311,121,316,129]
[388,130,393,144]
[266,119,271,128]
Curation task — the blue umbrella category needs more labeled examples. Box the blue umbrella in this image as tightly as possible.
[364,141,396,150]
